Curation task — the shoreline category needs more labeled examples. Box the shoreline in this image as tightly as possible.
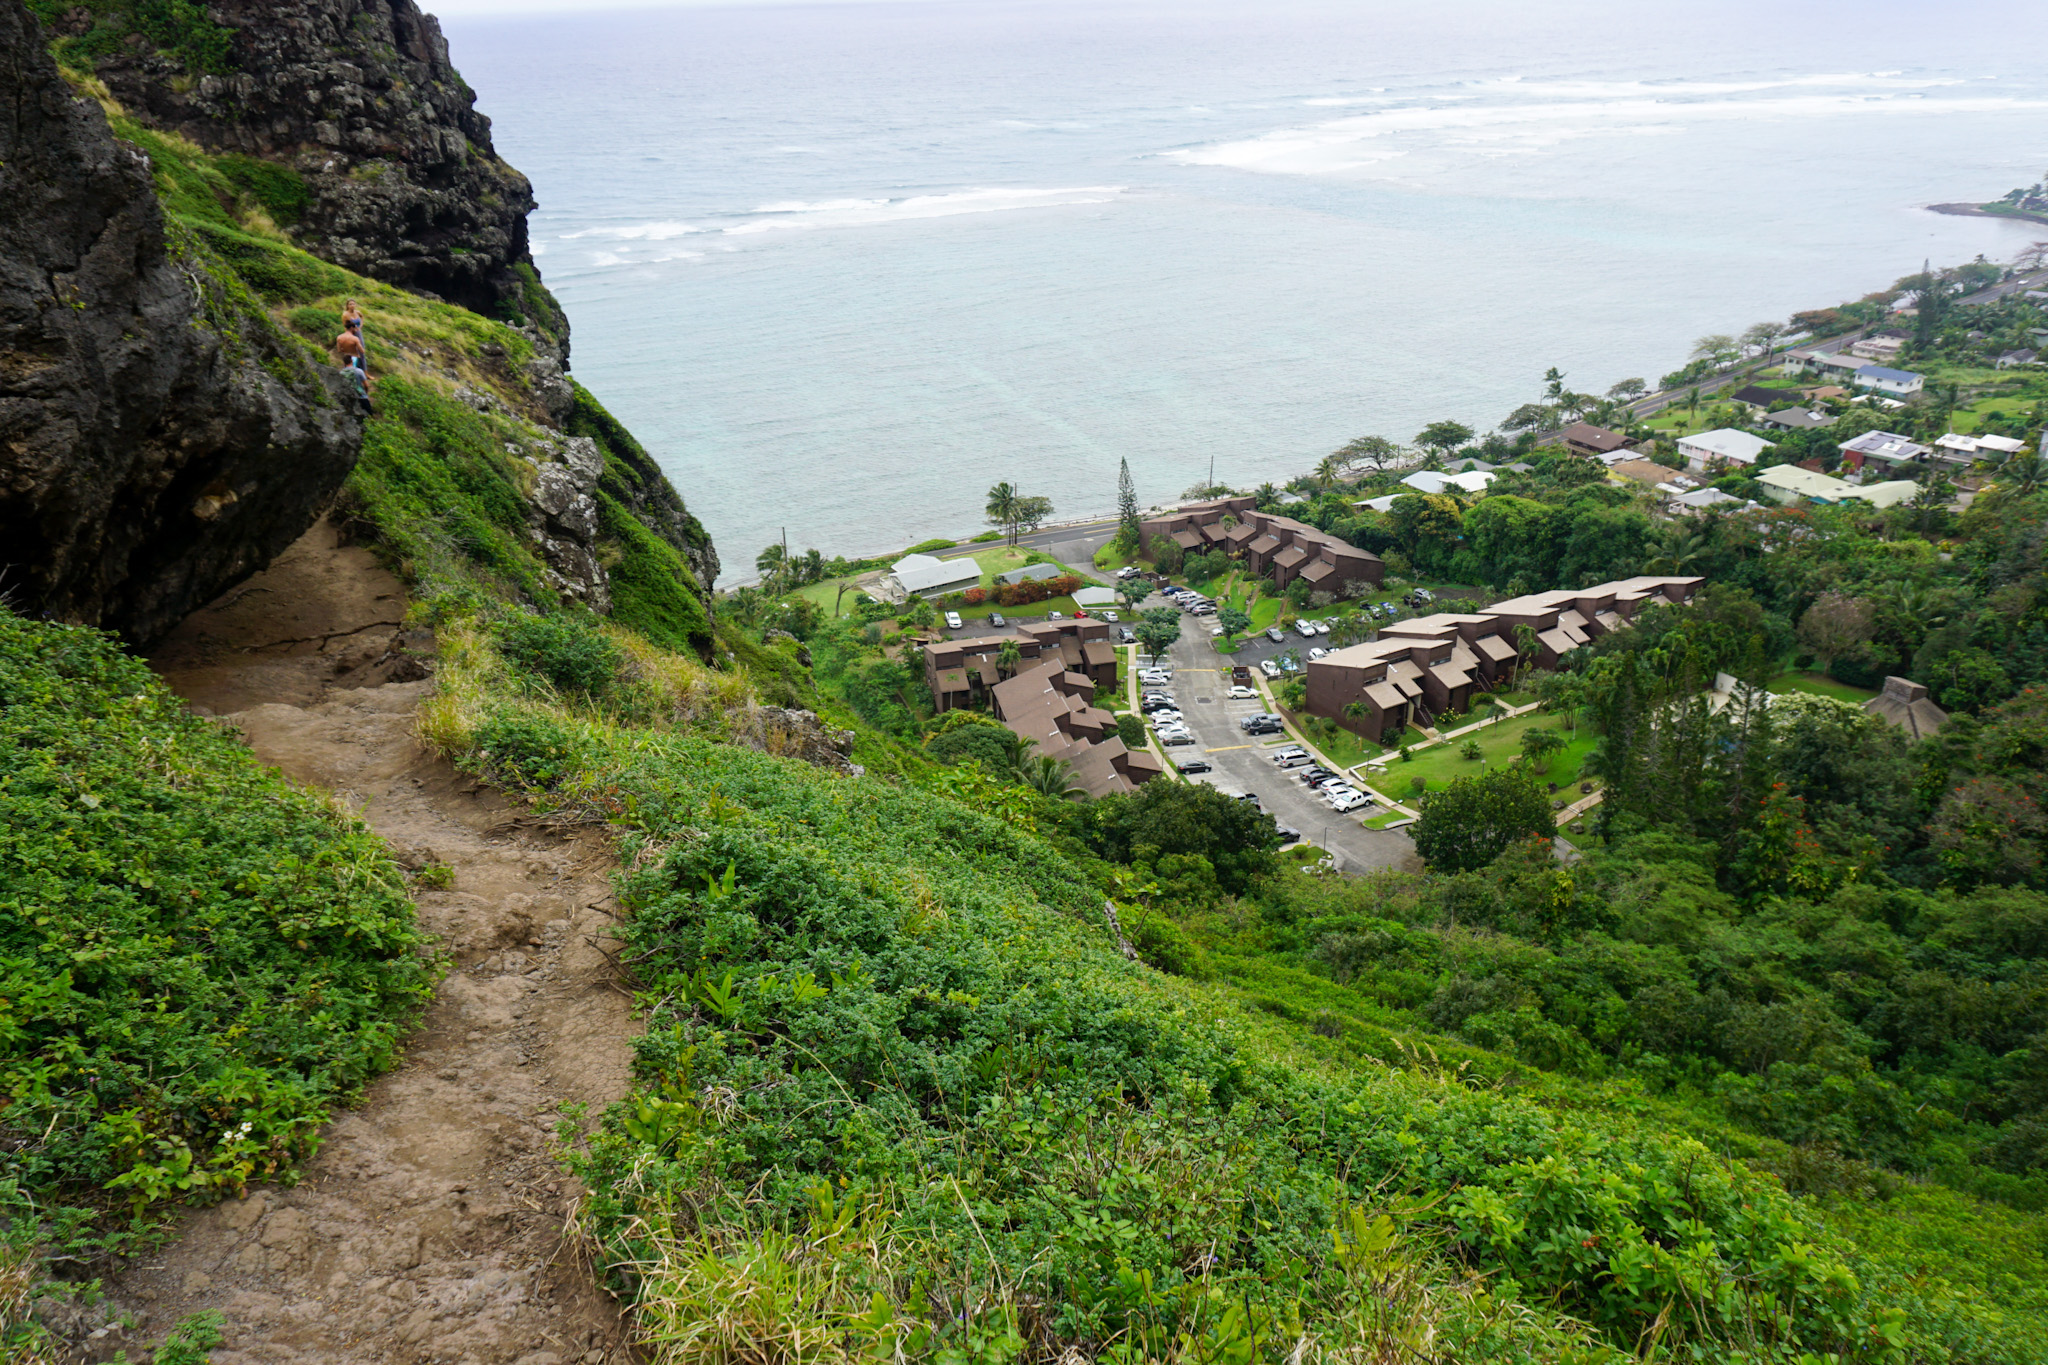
[1927,201,2048,226]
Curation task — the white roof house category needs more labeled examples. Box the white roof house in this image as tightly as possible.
[1356,494,1401,513]
[1976,433,2027,455]
[1672,487,1752,511]
[887,553,983,600]
[1756,465,1852,505]
[1838,431,1929,469]
[1853,366,1925,396]
[1399,469,1495,496]
[1842,480,1921,510]
[1677,428,1774,470]
[1071,585,1119,607]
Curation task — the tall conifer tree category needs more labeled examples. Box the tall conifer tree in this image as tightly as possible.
[1117,458,1141,551]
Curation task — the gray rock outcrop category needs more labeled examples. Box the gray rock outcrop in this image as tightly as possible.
[0,0,363,646]
[516,435,609,612]
[76,0,568,352]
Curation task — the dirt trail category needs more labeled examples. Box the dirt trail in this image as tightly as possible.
[92,520,641,1365]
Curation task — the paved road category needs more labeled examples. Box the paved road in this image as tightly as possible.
[1144,594,1418,874]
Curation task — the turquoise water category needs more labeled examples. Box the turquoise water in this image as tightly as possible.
[446,0,2048,580]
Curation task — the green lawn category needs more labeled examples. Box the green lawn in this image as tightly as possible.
[1360,810,1412,830]
[1370,710,1599,800]
[1279,709,1383,770]
[1094,543,1149,573]
[792,575,871,619]
[1768,670,1878,703]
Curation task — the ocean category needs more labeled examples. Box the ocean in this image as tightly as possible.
[443,0,2048,582]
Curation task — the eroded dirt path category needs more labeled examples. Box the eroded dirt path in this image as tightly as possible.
[93,522,640,1365]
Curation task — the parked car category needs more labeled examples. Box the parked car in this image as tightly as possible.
[1259,659,1282,679]
[989,612,1007,627]
[1175,756,1213,774]
[1227,684,1258,699]
[1406,588,1434,608]
[1246,721,1284,736]
[1150,711,1184,724]
[1265,626,1286,644]
[1159,731,1196,746]
[1330,790,1372,813]
[1101,611,1119,622]
[1314,776,1354,793]
[1048,611,1064,619]
[1236,792,1261,805]
[1295,620,1318,639]
[1273,749,1311,767]
[1308,647,1328,660]
[1117,566,1139,579]
[1278,656,1301,673]
[1238,713,1279,729]
[1118,627,1136,643]
[944,611,963,630]
[1274,825,1301,843]
[1299,767,1334,784]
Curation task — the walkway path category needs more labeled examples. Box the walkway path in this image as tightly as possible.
[103,520,639,1365]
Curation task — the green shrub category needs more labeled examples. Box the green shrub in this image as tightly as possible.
[0,611,432,1251]
[215,154,310,226]
[465,708,581,790]
[496,612,621,694]
[288,306,343,343]
[904,538,956,554]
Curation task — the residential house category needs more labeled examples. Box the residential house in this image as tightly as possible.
[1996,349,2039,369]
[1139,501,1383,595]
[1852,366,1925,397]
[1303,576,1703,740]
[1399,469,1494,496]
[1761,407,1834,431]
[1677,428,1774,472]
[1840,481,1920,511]
[1556,421,1632,457]
[988,659,1164,798]
[925,634,1046,714]
[1848,334,1907,363]
[996,562,1065,586]
[887,553,983,601]
[1863,676,1949,740]
[1756,465,1851,505]
[1731,385,1794,410]
[1672,487,1753,511]
[1790,350,1866,380]
[1606,458,1686,492]
[1837,430,1930,473]
[1017,616,1120,691]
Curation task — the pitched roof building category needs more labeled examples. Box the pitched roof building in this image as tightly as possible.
[1678,428,1774,470]
[1555,421,1632,456]
[988,658,1164,798]
[1863,676,1948,739]
[1139,502,1383,596]
[1302,576,1704,741]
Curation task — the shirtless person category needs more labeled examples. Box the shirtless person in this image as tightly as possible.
[334,326,372,406]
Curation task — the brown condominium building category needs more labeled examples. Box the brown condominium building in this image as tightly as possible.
[922,617,1160,799]
[1304,576,1704,743]
[1139,498,1384,597]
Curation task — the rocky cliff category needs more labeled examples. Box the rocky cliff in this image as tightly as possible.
[0,0,363,647]
[40,0,569,350]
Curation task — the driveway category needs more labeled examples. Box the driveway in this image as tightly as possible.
[1145,597,1418,874]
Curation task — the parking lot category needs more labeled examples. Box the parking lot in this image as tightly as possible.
[1136,594,1418,874]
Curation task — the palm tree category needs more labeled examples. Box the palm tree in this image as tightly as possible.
[1253,482,1282,511]
[755,542,788,590]
[986,482,1022,544]
[1020,754,1087,801]
[1643,526,1706,576]
[995,639,1022,679]
[1314,452,1348,491]
[1991,450,2046,503]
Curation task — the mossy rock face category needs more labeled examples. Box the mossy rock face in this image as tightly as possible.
[47,0,567,337]
[0,3,362,645]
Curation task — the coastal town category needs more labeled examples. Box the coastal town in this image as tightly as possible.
[724,249,2048,867]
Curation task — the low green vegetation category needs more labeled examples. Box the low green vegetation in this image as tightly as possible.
[0,613,434,1268]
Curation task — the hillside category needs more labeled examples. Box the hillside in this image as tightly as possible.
[4,1,2048,1362]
